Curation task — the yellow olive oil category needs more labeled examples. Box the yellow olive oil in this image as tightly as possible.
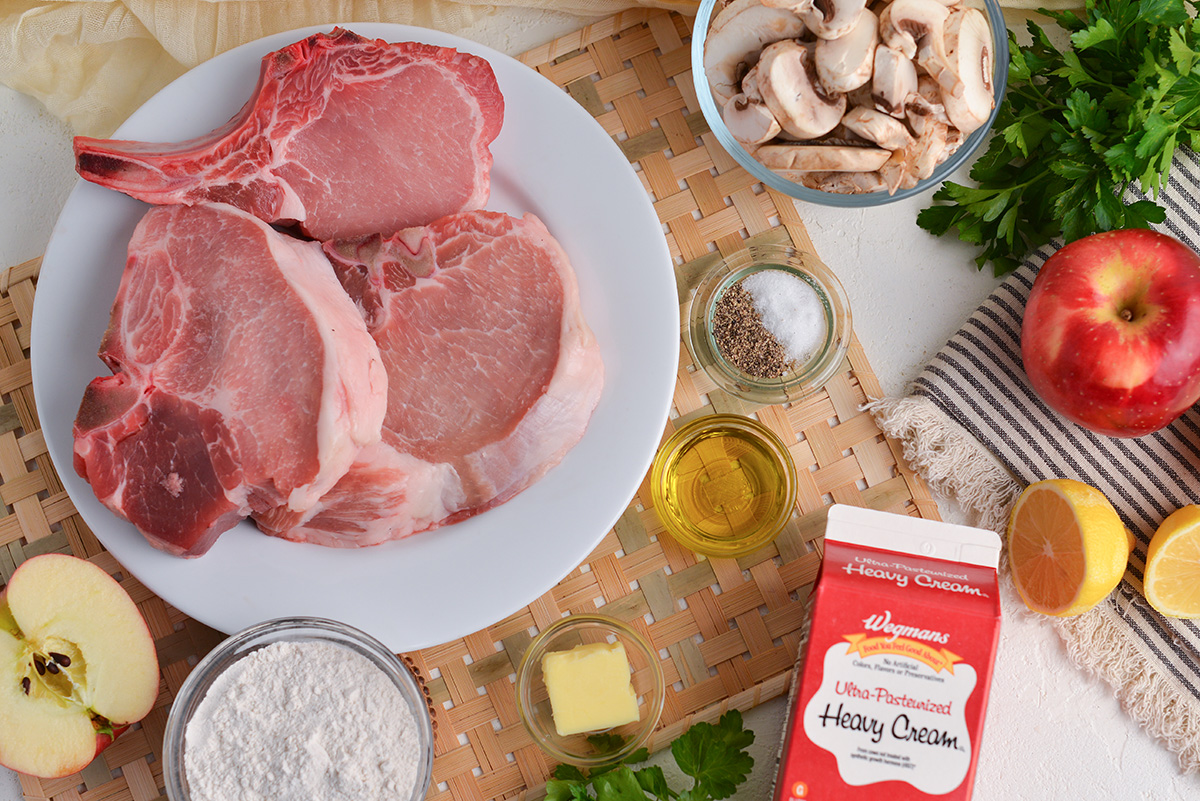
[652,415,796,557]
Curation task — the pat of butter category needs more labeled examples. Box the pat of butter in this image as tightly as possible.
[542,641,640,736]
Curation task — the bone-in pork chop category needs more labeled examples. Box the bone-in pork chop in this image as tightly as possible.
[74,29,504,240]
[254,210,604,546]
[73,203,387,557]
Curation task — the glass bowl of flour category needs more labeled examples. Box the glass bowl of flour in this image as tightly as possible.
[164,617,434,801]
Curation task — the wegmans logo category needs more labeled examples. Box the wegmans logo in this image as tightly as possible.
[861,609,950,644]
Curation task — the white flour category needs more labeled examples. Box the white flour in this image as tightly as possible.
[184,640,422,801]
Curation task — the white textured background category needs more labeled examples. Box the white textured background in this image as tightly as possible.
[0,8,1196,799]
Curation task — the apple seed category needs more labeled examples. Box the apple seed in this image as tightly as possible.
[49,652,71,667]
[33,655,45,675]
[21,677,30,695]
[45,660,60,675]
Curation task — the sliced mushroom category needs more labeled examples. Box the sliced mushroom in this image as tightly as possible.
[906,101,934,135]
[905,74,951,134]
[704,0,808,107]
[758,40,848,139]
[724,93,783,144]
[940,125,965,164]
[871,44,917,117]
[757,143,891,171]
[815,10,879,93]
[741,62,765,99]
[912,121,952,176]
[879,0,951,59]
[903,107,963,163]
[791,169,890,193]
[918,6,994,134]
[879,118,949,193]
[841,106,914,150]
[802,0,870,40]
[916,74,951,114]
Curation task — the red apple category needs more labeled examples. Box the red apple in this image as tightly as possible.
[1021,229,1200,437]
[0,554,159,778]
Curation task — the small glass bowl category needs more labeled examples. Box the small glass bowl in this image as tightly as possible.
[163,617,434,801]
[516,613,665,767]
[688,242,851,405]
[651,413,798,558]
[690,0,1010,206]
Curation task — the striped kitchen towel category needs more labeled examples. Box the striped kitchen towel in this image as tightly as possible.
[869,150,1200,771]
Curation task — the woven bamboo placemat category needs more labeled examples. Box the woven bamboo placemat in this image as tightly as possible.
[9,8,939,801]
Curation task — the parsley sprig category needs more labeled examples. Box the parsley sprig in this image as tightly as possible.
[544,711,755,801]
[917,0,1200,275]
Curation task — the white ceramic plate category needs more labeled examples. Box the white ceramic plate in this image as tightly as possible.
[31,24,678,653]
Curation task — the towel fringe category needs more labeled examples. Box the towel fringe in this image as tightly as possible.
[864,395,1020,533]
[1058,603,1200,773]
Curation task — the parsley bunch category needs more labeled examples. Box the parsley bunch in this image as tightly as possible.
[545,711,755,801]
[917,0,1200,275]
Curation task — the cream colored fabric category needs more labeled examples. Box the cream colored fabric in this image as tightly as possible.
[0,0,697,137]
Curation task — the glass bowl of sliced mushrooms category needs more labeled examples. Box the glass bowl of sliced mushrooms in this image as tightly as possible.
[692,0,1009,205]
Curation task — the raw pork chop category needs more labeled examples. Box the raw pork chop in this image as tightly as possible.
[74,28,504,240]
[254,211,604,546]
[73,203,387,557]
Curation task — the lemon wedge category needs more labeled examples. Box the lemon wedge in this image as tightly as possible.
[1007,479,1132,616]
[1144,505,1200,618]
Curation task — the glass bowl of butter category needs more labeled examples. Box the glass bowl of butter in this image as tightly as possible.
[515,613,665,766]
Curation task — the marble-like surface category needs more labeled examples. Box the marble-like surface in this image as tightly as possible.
[0,8,1196,799]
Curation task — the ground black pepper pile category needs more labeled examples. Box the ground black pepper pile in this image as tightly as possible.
[711,280,792,378]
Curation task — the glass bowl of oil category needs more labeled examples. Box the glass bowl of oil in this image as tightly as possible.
[688,243,851,406]
[651,414,797,558]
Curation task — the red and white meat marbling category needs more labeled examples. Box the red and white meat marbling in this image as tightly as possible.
[73,203,387,557]
[73,29,504,240]
[254,210,604,546]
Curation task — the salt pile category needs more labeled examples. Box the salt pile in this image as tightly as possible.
[741,270,827,365]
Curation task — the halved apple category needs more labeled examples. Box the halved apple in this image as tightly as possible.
[0,553,159,778]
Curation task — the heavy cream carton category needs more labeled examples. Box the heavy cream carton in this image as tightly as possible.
[774,505,1002,801]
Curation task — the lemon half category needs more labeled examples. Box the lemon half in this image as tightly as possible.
[1144,505,1200,618]
[1007,479,1131,616]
